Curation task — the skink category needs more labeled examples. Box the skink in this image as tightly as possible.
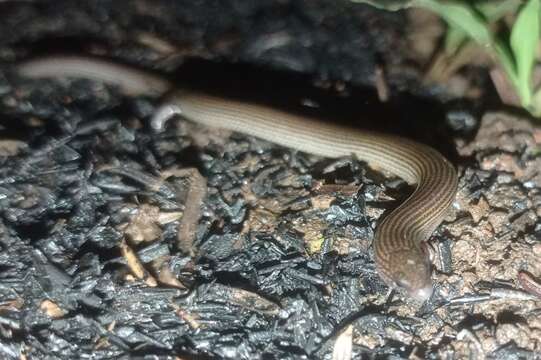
[16,56,458,301]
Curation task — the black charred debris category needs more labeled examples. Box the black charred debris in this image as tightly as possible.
[2,0,541,358]
[0,66,450,359]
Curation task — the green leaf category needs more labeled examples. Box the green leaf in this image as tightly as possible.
[444,26,468,55]
[530,86,541,116]
[475,0,521,22]
[529,90,541,117]
[415,0,494,47]
[510,0,540,107]
[349,0,415,11]
[494,40,519,89]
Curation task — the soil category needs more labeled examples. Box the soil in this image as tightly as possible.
[0,1,539,359]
